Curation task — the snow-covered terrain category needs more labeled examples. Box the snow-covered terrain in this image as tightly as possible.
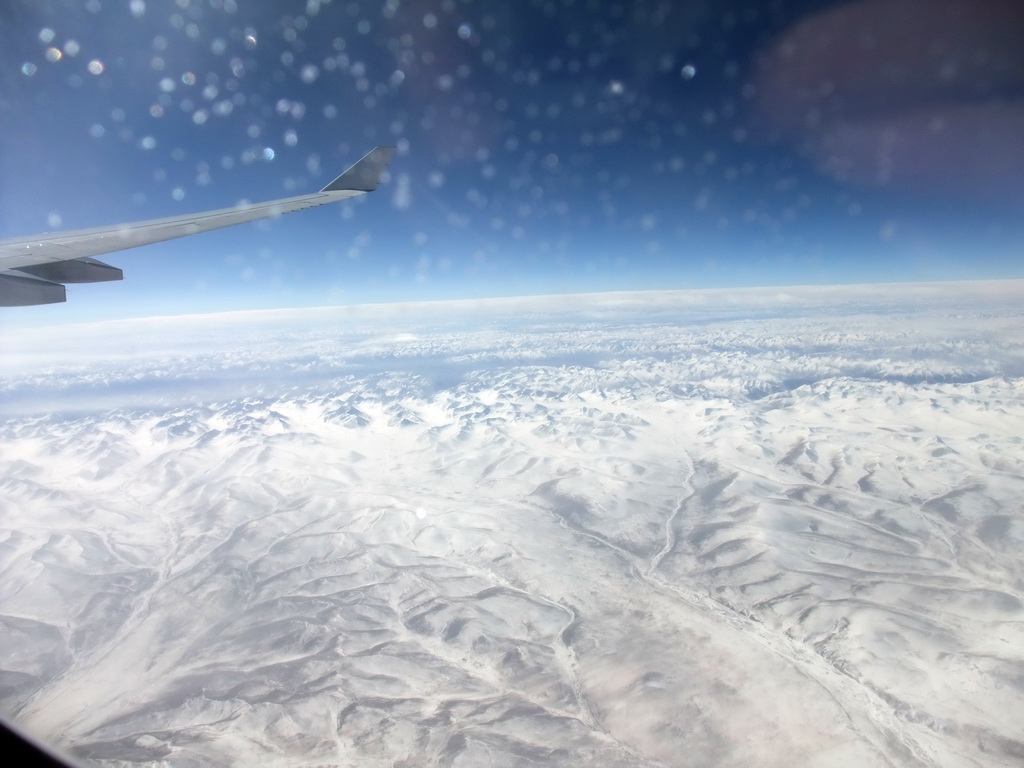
[1,281,1023,767]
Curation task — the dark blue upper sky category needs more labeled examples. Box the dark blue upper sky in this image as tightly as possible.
[2,0,1022,320]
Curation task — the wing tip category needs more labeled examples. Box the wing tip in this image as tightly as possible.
[321,146,396,193]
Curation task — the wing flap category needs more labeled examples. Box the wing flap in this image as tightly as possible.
[18,257,123,284]
[0,272,66,306]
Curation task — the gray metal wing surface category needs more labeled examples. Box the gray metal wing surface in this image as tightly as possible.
[0,146,394,306]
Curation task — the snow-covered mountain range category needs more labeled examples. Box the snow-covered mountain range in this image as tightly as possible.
[2,281,1022,767]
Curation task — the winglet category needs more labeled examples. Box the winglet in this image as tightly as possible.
[321,146,396,193]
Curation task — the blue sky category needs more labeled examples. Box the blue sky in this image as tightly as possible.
[1,0,1022,322]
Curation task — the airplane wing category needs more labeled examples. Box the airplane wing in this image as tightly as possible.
[0,146,395,307]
